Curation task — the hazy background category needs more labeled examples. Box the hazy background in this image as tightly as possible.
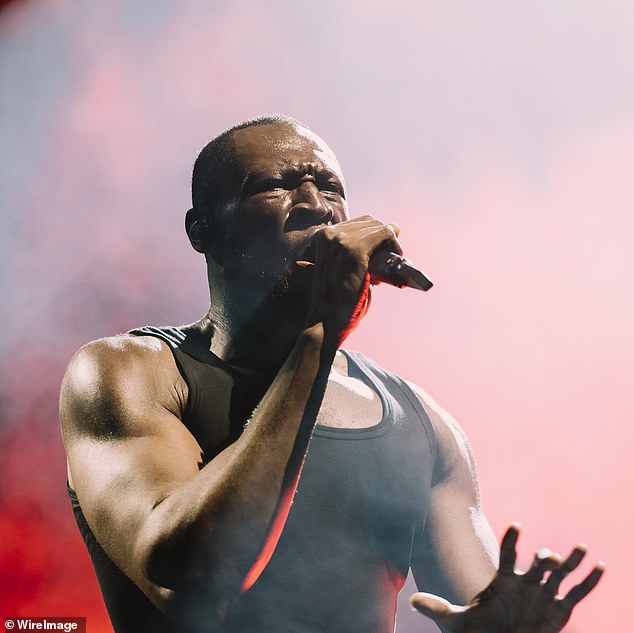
[1,1,632,631]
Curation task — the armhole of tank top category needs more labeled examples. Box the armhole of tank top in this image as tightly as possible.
[315,349,392,438]
[66,479,78,501]
[390,376,438,471]
[343,350,438,470]
[128,327,199,423]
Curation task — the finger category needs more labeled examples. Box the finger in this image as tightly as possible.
[335,215,382,227]
[345,214,377,222]
[331,217,400,243]
[561,562,605,608]
[410,592,467,630]
[317,217,401,249]
[332,222,402,257]
[344,215,397,230]
[522,547,562,583]
[542,544,587,595]
[383,223,402,253]
[290,260,315,294]
[353,222,402,255]
[499,523,521,574]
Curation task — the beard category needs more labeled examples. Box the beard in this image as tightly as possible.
[223,247,311,318]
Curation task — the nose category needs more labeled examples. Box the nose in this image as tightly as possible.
[287,180,333,230]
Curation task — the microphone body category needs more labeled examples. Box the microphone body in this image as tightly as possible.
[368,251,433,292]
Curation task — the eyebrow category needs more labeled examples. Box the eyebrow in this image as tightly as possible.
[241,165,345,192]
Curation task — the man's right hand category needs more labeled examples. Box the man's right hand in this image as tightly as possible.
[295,215,402,342]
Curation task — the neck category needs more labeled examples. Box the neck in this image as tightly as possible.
[200,268,309,375]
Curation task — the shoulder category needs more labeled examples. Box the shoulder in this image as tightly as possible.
[404,380,478,485]
[61,334,177,398]
[65,333,170,372]
[341,351,476,481]
[60,334,187,440]
[404,382,466,439]
[343,349,447,423]
[340,349,405,385]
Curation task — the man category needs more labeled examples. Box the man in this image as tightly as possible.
[60,114,603,633]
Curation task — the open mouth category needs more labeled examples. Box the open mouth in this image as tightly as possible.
[289,223,329,265]
[284,207,334,234]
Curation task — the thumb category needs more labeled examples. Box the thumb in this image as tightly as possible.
[410,592,468,631]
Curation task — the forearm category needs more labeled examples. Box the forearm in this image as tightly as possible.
[139,323,336,608]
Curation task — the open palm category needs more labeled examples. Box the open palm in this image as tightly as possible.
[411,524,604,633]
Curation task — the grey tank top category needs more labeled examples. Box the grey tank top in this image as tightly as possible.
[68,326,437,633]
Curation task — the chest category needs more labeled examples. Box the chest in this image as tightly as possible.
[275,389,436,585]
[316,370,384,429]
[182,354,387,459]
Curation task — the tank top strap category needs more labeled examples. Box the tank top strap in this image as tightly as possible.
[128,325,269,459]
[342,350,438,467]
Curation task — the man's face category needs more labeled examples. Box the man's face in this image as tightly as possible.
[219,123,349,288]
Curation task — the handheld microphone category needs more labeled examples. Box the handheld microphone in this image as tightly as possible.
[368,250,433,292]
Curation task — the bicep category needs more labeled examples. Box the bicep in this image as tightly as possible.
[67,415,203,551]
[408,384,498,603]
[412,478,498,603]
[61,340,204,596]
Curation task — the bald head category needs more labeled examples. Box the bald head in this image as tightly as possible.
[187,115,344,258]
[191,114,308,213]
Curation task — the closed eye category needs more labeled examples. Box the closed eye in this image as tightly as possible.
[318,178,345,199]
[250,178,285,194]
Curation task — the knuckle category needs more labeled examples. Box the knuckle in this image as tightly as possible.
[320,226,336,241]
[320,226,351,251]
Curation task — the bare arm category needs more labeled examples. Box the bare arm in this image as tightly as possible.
[407,385,604,632]
[408,384,498,605]
[61,325,332,623]
[61,216,401,627]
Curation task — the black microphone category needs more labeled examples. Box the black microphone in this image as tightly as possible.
[368,250,433,292]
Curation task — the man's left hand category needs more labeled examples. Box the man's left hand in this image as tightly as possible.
[410,524,604,633]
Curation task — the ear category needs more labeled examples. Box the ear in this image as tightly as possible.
[185,207,209,253]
